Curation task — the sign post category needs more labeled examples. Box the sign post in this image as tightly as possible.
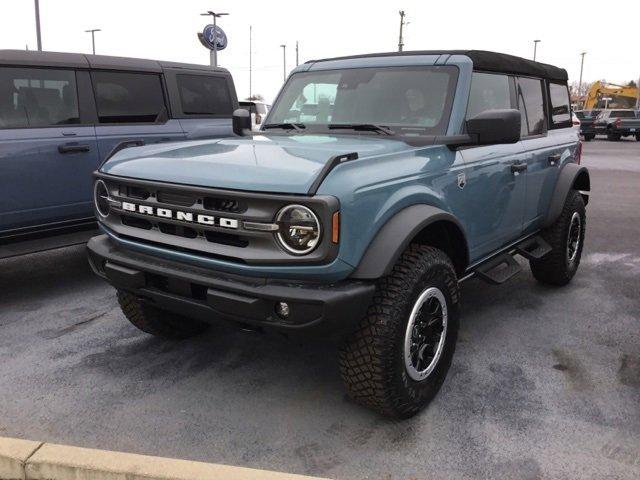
[198,11,228,68]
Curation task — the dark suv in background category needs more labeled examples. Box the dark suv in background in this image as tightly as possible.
[0,50,238,259]
[593,109,640,141]
[574,109,601,140]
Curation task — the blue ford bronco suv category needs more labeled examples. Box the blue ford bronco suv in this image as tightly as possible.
[87,50,590,418]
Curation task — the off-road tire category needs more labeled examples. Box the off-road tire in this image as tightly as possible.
[530,190,586,286]
[117,290,209,339]
[338,245,460,418]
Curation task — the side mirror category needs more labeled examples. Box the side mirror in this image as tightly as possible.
[466,109,521,145]
[232,108,252,136]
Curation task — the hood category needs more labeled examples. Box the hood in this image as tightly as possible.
[100,134,412,194]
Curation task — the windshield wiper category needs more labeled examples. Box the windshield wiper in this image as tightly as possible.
[328,123,395,135]
[263,122,306,132]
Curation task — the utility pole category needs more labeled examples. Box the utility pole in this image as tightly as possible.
[533,40,541,61]
[34,0,42,51]
[85,29,101,55]
[636,75,640,109]
[280,44,287,82]
[249,25,252,99]
[578,52,586,107]
[201,10,228,67]
[398,11,406,52]
[296,41,299,66]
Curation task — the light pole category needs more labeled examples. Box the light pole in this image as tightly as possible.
[280,44,287,82]
[296,41,299,66]
[398,10,406,52]
[34,0,42,51]
[201,11,228,67]
[85,29,101,55]
[578,52,586,107]
[533,39,541,61]
[249,25,252,99]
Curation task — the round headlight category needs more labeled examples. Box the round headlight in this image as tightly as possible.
[94,180,110,218]
[276,205,321,255]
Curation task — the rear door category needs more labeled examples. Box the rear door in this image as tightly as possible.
[0,66,99,231]
[518,78,573,233]
[91,70,185,161]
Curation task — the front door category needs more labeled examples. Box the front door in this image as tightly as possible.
[458,72,526,262]
[0,66,100,231]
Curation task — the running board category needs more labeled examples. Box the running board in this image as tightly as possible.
[515,235,552,260]
[475,253,522,285]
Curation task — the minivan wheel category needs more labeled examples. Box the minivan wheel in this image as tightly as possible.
[530,190,586,286]
[117,290,209,339]
[338,245,459,418]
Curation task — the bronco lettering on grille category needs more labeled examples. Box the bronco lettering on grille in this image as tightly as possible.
[121,201,239,229]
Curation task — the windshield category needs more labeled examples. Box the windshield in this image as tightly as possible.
[267,66,458,136]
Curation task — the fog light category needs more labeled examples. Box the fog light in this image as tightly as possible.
[275,302,290,319]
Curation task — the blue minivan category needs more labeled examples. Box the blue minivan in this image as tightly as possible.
[0,50,237,258]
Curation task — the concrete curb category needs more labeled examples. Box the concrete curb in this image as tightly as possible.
[0,437,330,480]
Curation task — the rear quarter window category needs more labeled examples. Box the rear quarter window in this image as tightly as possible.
[548,82,571,128]
[177,74,233,116]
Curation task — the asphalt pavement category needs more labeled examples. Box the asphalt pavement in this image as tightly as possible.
[1,138,638,480]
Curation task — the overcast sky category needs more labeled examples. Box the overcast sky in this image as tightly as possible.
[2,0,638,103]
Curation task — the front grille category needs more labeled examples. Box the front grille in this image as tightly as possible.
[97,174,338,266]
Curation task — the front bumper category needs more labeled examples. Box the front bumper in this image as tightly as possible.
[87,235,374,338]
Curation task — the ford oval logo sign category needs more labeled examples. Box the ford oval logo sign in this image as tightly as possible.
[202,24,227,51]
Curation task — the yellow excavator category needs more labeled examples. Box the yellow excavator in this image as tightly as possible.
[583,81,639,109]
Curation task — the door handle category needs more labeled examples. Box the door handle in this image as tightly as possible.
[548,153,561,166]
[58,144,91,154]
[510,162,528,174]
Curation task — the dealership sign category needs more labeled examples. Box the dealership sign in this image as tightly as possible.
[199,24,227,51]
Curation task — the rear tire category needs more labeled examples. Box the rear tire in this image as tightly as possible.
[338,245,459,418]
[117,290,209,339]
[583,134,595,141]
[607,132,621,141]
[530,190,585,286]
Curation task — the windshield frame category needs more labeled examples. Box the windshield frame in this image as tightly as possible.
[263,65,460,138]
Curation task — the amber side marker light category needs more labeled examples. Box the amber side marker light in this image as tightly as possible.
[332,212,340,243]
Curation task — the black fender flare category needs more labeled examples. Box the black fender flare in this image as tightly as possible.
[350,204,469,279]
[543,163,590,228]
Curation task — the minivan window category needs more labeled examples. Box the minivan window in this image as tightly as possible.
[548,82,571,127]
[268,66,458,135]
[92,71,165,123]
[517,77,545,136]
[0,67,79,128]
[466,72,512,120]
[177,74,233,116]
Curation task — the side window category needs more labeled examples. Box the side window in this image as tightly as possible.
[0,67,79,129]
[466,72,512,120]
[177,74,233,116]
[517,77,545,136]
[92,71,165,123]
[548,82,571,128]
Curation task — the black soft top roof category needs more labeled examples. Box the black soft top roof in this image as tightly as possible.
[0,49,229,74]
[307,50,568,82]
